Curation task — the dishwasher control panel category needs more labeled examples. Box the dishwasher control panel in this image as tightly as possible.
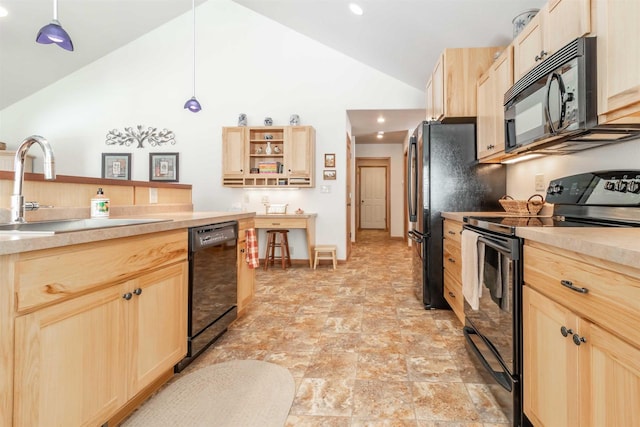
[189,221,238,251]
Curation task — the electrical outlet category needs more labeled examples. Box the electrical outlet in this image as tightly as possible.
[320,185,331,193]
[534,174,546,192]
[149,187,158,204]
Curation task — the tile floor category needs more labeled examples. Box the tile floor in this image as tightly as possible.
[187,230,509,426]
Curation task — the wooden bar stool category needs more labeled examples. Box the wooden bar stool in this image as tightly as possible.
[264,230,292,270]
[313,245,337,270]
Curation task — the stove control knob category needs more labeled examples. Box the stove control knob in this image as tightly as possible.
[547,185,555,195]
[604,180,616,191]
[618,180,629,193]
[628,180,640,194]
[553,184,563,194]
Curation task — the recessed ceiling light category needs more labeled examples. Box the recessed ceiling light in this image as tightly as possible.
[0,6,8,18]
[377,134,383,139]
[377,117,385,123]
[349,3,363,16]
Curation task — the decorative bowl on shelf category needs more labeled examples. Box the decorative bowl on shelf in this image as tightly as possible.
[273,145,281,154]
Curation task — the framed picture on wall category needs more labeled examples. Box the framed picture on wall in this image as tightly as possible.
[323,169,336,180]
[149,152,179,182]
[324,153,335,168]
[102,153,131,180]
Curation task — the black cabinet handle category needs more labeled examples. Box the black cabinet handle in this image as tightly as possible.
[133,288,142,296]
[123,292,132,300]
[447,230,456,235]
[448,257,456,263]
[240,248,245,253]
[560,326,573,337]
[560,279,588,294]
[448,291,455,298]
[572,334,587,346]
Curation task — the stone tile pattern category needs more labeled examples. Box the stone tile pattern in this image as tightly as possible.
[186,230,509,426]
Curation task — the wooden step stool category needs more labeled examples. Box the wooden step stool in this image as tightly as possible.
[264,229,292,270]
[313,245,337,270]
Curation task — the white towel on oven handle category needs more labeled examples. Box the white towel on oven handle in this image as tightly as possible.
[461,229,483,310]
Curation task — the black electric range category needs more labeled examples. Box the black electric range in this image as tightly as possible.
[465,170,640,235]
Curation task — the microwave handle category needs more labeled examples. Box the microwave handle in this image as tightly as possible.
[543,72,567,134]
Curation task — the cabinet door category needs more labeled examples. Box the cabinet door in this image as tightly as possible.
[286,126,314,178]
[425,77,434,120]
[579,321,640,426]
[127,262,187,397]
[14,286,125,427]
[523,286,580,427]
[545,0,590,56]
[476,70,495,160]
[596,0,640,121]
[431,54,444,120]
[222,127,246,177]
[513,9,545,80]
[492,46,513,154]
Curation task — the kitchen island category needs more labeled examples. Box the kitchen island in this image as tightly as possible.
[0,210,255,427]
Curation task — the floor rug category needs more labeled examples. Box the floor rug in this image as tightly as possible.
[122,360,295,427]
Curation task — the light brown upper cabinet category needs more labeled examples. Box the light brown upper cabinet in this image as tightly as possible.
[513,0,591,81]
[222,126,247,186]
[426,47,502,121]
[596,0,640,124]
[476,46,514,162]
[222,125,315,188]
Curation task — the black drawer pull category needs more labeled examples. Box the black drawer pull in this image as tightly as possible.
[572,334,587,346]
[448,258,456,263]
[448,291,455,298]
[560,279,588,294]
[447,230,456,235]
[560,326,573,337]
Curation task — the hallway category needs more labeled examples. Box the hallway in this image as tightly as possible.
[189,230,508,426]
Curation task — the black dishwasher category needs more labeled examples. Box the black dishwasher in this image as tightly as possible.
[175,221,238,372]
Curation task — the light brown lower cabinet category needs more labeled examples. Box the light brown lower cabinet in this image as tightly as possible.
[237,218,256,315]
[523,241,640,426]
[442,219,464,323]
[13,262,188,426]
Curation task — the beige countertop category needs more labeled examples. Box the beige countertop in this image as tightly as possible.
[442,211,640,271]
[0,211,255,256]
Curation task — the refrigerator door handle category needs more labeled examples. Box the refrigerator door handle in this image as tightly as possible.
[408,229,424,243]
[407,136,418,222]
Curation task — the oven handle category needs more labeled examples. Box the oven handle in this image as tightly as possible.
[477,235,513,256]
[408,229,425,244]
[463,326,513,392]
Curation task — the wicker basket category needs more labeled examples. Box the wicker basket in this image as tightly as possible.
[499,194,545,215]
[265,203,288,214]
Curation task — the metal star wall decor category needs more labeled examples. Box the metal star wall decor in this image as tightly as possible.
[106,125,176,148]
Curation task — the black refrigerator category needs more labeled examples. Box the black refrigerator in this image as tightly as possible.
[407,121,506,309]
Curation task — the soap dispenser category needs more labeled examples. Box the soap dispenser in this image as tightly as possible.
[91,188,110,218]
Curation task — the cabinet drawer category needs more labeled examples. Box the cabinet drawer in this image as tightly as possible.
[524,243,640,347]
[254,217,306,228]
[14,230,188,314]
[444,269,464,323]
[443,238,462,283]
[443,220,463,243]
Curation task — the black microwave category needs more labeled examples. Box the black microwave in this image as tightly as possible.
[504,37,640,155]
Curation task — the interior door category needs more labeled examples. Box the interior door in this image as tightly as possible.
[360,166,386,229]
[346,133,353,256]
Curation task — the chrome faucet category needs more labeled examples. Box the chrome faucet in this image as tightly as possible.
[10,135,56,223]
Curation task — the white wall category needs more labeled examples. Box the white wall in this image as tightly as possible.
[506,137,640,198]
[0,0,425,260]
[354,142,406,238]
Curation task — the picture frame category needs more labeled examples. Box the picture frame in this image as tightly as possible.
[324,153,335,168]
[323,169,336,180]
[149,152,179,182]
[101,153,131,180]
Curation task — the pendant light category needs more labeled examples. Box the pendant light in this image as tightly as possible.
[36,0,74,51]
[184,0,202,112]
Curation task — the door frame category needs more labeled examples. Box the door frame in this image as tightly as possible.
[355,157,391,232]
[345,132,353,259]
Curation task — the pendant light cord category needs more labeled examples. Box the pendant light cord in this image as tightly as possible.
[53,0,58,20]
[191,0,196,97]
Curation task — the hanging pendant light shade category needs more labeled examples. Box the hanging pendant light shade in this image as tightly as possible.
[36,0,74,51]
[184,0,202,112]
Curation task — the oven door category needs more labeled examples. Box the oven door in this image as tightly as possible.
[463,232,520,375]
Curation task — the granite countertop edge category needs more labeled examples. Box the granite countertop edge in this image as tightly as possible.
[0,211,256,256]
[442,211,640,271]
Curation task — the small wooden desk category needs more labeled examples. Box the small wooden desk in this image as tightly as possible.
[254,213,317,268]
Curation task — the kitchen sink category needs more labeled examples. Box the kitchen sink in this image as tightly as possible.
[0,218,171,235]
